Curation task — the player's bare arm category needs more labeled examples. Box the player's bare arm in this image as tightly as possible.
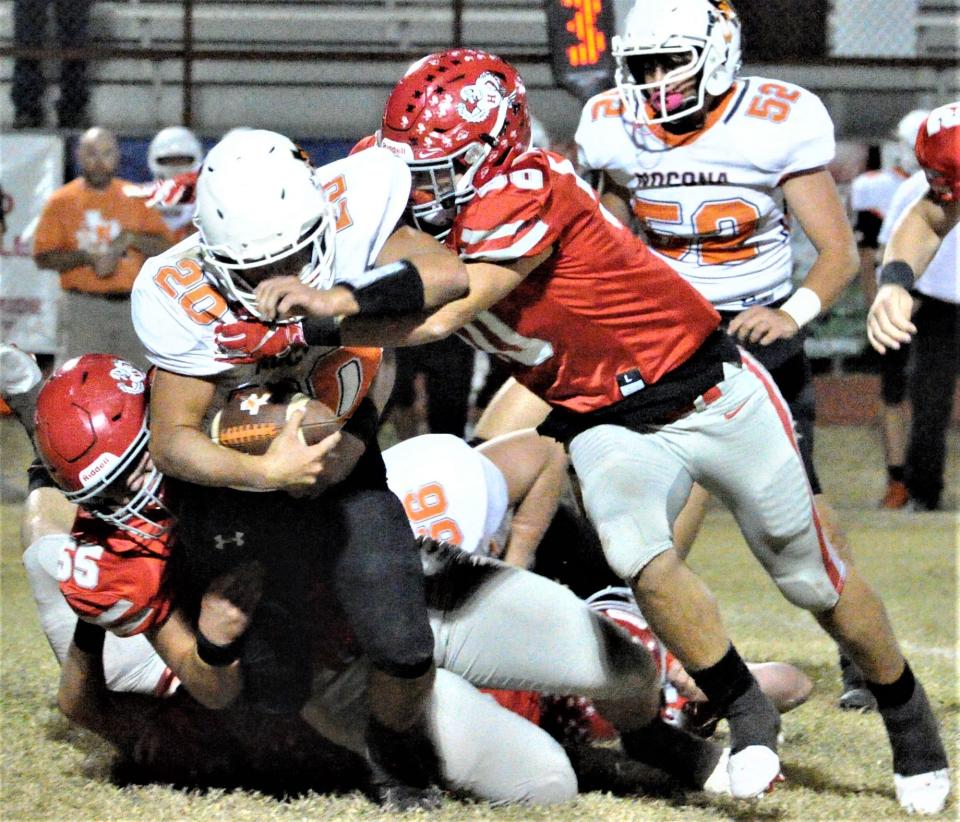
[149,368,345,491]
[867,194,958,353]
[472,377,551,442]
[111,229,172,258]
[34,249,97,272]
[340,249,551,347]
[251,225,467,322]
[477,430,567,568]
[729,169,858,345]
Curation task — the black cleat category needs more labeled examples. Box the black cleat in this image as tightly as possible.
[839,655,878,712]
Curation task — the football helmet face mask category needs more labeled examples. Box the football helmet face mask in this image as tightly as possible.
[614,0,742,125]
[33,355,169,538]
[915,103,960,203]
[378,48,532,239]
[194,129,338,319]
[148,126,204,180]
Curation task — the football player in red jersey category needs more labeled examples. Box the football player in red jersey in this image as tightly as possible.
[14,349,744,807]
[28,354,261,711]
[868,101,960,354]
[215,49,949,808]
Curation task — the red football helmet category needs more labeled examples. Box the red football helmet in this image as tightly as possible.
[33,354,168,537]
[915,102,960,203]
[585,586,691,733]
[377,48,532,237]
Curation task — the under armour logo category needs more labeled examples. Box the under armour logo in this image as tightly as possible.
[213,532,245,551]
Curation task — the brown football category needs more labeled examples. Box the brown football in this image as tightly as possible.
[210,382,344,456]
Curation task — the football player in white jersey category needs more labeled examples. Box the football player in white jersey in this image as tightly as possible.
[850,110,928,510]
[569,1,948,811]
[574,0,879,707]
[145,125,204,241]
[131,128,468,806]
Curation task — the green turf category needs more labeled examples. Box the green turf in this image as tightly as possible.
[1,420,957,819]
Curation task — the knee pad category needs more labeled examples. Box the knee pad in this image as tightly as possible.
[524,753,578,804]
[770,571,841,612]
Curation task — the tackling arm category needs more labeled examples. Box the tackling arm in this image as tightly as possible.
[340,250,550,347]
[249,226,468,324]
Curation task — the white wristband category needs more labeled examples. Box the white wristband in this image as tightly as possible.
[779,287,822,329]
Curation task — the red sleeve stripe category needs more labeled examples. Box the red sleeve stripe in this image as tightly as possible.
[460,220,526,245]
[87,599,155,636]
[462,220,550,261]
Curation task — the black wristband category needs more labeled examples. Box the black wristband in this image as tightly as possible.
[345,259,425,317]
[73,619,106,656]
[196,630,243,667]
[302,315,343,347]
[878,260,916,289]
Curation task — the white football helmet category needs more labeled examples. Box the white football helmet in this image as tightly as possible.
[194,129,337,319]
[894,109,930,173]
[148,126,203,180]
[613,0,742,125]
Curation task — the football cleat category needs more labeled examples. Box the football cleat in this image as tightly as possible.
[702,746,731,795]
[728,745,781,799]
[895,768,951,815]
[880,479,910,510]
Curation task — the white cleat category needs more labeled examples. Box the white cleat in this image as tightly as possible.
[895,769,951,815]
[702,747,731,795]
[0,343,41,396]
[728,745,780,799]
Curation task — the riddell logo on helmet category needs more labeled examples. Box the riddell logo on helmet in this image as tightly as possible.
[379,138,414,160]
[457,72,506,123]
[79,452,120,486]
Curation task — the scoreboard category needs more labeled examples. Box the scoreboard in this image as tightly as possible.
[544,0,617,101]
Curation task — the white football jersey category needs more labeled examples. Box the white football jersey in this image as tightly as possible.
[879,171,959,304]
[383,434,509,556]
[131,147,410,413]
[850,168,909,219]
[576,78,835,310]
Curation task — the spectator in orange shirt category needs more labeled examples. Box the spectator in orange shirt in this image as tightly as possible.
[33,127,173,367]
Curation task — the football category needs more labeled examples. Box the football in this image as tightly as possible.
[210,382,343,455]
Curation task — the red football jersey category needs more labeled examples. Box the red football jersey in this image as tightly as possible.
[58,509,174,637]
[450,150,721,413]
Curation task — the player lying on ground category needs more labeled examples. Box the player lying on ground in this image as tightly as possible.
[383,432,813,737]
[213,48,950,812]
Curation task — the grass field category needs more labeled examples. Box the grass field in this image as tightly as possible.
[1,418,957,820]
